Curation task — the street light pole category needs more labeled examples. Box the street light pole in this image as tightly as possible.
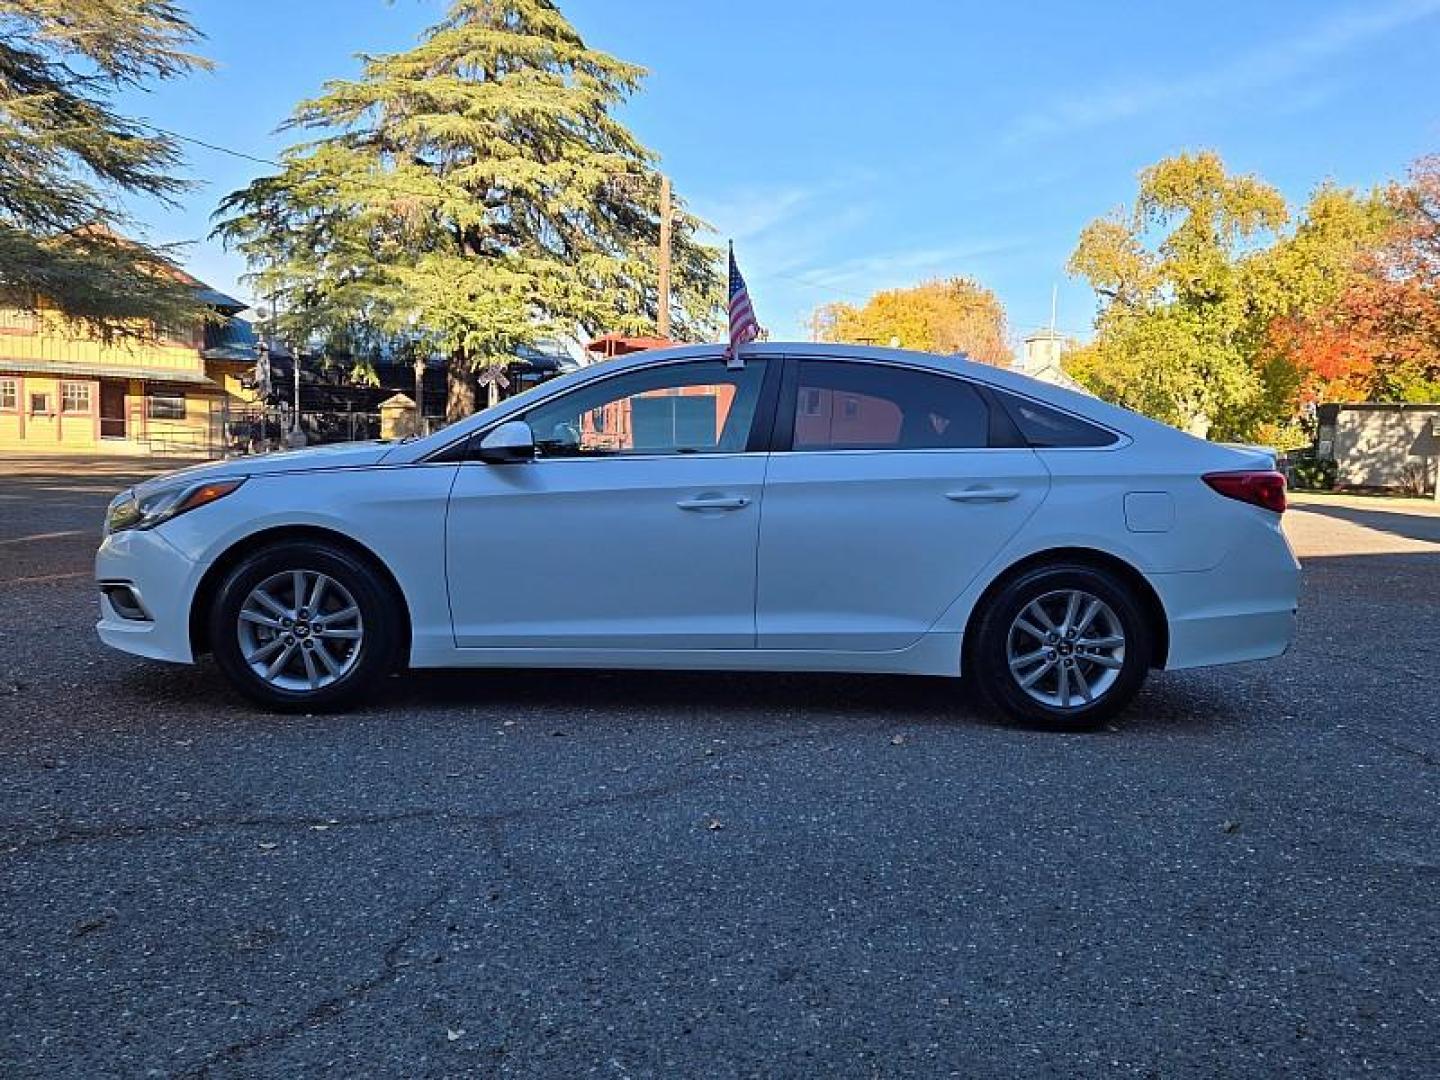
[288,347,305,448]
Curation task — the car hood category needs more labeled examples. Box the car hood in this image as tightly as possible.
[132,441,395,495]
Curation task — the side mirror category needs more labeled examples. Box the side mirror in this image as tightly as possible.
[474,420,535,464]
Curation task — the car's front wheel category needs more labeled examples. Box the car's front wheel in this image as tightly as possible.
[209,540,402,711]
[967,562,1153,729]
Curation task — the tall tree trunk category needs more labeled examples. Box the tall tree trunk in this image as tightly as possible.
[446,350,478,422]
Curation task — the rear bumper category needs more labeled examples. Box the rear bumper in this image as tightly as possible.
[94,527,201,664]
[1149,518,1301,671]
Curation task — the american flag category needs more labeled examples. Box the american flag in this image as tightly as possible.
[727,243,760,351]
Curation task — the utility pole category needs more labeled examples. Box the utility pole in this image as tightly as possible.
[657,173,672,340]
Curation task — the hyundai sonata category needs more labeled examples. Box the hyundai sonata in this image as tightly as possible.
[96,344,1299,728]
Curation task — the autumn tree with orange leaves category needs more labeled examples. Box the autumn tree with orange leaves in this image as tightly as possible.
[1283,156,1440,405]
[1068,151,1438,446]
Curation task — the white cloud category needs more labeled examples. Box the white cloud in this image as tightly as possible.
[1008,0,1440,144]
[785,239,1033,296]
[689,185,818,242]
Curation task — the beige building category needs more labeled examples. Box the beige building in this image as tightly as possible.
[1013,328,1088,394]
[1317,403,1440,493]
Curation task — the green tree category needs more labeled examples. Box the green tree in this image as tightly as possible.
[1240,182,1393,441]
[1067,151,1288,438]
[0,0,209,335]
[215,0,721,418]
[815,277,1012,366]
[1286,156,1440,405]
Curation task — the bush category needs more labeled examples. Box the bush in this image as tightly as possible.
[1289,456,1336,491]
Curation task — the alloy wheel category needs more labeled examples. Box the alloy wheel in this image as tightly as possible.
[235,569,364,692]
[1005,588,1126,710]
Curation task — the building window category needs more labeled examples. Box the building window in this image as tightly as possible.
[0,377,16,411]
[0,287,39,335]
[147,392,186,420]
[29,392,52,415]
[61,381,92,413]
[159,321,198,347]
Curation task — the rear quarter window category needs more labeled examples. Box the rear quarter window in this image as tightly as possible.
[994,390,1118,448]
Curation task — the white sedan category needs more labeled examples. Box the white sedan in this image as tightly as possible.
[96,344,1299,728]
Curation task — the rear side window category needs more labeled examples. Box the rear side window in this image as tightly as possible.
[993,390,1118,448]
[790,360,989,451]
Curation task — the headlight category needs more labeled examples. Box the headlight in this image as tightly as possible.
[105,478,246,535]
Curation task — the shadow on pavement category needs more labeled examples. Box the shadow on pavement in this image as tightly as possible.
[1293,501,1440,544]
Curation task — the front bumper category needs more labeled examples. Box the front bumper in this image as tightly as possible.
[95,527,202,663]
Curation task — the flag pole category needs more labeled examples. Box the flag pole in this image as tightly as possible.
[726,239,749,369]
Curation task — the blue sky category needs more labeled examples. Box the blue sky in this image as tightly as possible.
[117,0,1440,344]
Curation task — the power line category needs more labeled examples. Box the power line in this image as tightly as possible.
[142,121,1097,334]
[142,122,285,168]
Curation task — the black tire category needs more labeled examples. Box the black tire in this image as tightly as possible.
[966,562,1153,730]
[208,540,403,712]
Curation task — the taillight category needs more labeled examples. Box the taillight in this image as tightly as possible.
[1203,470,1287,514]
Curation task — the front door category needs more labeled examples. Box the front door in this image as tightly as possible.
[756,357,1050,651]
[99,380,126,439]
[445,357,774,650]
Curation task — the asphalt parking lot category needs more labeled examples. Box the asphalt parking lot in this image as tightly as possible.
[1,455,1437,1078]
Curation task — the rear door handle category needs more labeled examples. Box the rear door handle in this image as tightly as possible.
[676,495,751,511]
[945,487,1021,503]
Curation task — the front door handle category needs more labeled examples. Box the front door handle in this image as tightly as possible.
[945,487,1021,503]
[676,495,751,511]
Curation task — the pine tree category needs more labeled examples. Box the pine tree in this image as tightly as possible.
[215,0,722,419]
[0,0,210,335]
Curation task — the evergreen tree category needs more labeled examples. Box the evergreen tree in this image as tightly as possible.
[0,0,209,335]
[215,0,722,418]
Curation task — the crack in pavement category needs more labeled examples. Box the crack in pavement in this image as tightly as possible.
[173,890,449,1079]
[1353,730,1440,768]
[1,732,812,859]
[4,725,906,1070]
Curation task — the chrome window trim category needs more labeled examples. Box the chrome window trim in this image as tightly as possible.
[777,353,1132,453]
[424,355,769,465]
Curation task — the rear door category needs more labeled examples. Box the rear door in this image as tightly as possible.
[756,357,1049,652]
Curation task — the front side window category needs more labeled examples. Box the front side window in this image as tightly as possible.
[147,392,186,420]
[519,359,769,458]
[29,392,51,415]
[0,377,16,410]
[790,360,989,451]
[61,381,91,413]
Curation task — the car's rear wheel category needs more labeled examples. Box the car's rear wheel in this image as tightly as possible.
[209,540,402,712]
[967,562,1153,729]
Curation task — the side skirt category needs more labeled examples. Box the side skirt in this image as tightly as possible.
[407,632,964,678]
